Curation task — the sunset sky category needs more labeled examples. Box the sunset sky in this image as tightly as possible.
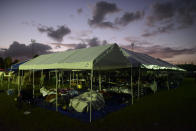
[0,0,196,64]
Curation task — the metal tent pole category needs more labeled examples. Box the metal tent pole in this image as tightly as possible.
[167,72,170,90]
[90,69,93,122]
[8,74,10,90]
[131,65,133,104]
[58,71,60,88]
[99,72,101,91]
[137,67,140,98]
[61,71,64,85]
[0,73,2,86]
[41,69,43,87]
[49,71,50,80]
[73,71,74,83]
[18,70,20,96]
[154,71,157,94]
[19,70,23,92]
[109,72,110,88]
[76,72,78,88]
[41,70,43,77]
[21,70,23,87]
[153,78,156,94]
[69,71,71,88]
[56,70,58,111]
[29,70,31,81]
[33,70,35,99]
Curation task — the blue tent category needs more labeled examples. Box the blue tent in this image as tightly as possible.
[9,60,29,72]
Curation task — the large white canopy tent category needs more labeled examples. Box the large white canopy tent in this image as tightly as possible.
[17,43,184,122]
[19,43,131,122]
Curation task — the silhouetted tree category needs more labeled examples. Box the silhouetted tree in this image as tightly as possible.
[12,59,19,64]
[0,57,4,69]
[177,64,196,72]
[33,54,39,58]
[4,57,12,69]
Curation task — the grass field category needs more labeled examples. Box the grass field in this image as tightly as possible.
[0,78,196,130]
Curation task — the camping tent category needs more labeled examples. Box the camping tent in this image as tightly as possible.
[9,60,29,72]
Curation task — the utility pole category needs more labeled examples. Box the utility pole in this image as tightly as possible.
[31,39,36,58]
[131,42,134,51]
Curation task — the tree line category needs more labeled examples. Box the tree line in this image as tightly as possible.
[177,64,196,72]
[0,57,19,70]
[0,54,39,70]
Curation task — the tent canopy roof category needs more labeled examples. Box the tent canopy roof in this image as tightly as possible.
[19,44,131,70]
[121,48,185,71]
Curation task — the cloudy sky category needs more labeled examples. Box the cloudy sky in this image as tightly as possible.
[0,0,196,64]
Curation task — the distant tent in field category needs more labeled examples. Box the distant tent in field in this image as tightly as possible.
[9,60,29,71]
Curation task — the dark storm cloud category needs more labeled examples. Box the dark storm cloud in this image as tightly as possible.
[50,43,77,49]
[0,49,6,57]
[74,37,109,49]
[85,37,109,47]
[49,43,87,50]
[102,40,108,45]
[176,0,196,29]
[146,1,175,26]
[88,1,120,29]
[87,37,100,47]
[115,11,144,26]
[145,0,196,36]
[75,43,87,49]
[142,23,174,37]
[124,36,154,46]
[0,41,51,58]
[145,45,196,58]
[72,37,109,49]
[122,44,196,59]
[77,8,83,14]
[38,25,71,42]
[91,21,116,29]
[49,37,109,50]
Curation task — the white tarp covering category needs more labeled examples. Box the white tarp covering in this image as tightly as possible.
[142,81,157,93]
[106,87,132,95]
[149,81,157,93]
[40,87,56,97]
[69,91,105,112]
